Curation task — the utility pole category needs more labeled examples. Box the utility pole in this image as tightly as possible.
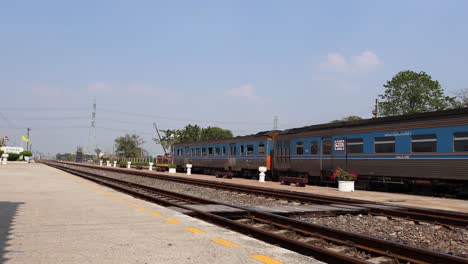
[273,116,278,131]
[373,99,380,118]
[86,99,97,156]
[26,128,31,151]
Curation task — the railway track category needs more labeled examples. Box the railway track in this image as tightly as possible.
[45,161,468,264]
[53,161,468,228]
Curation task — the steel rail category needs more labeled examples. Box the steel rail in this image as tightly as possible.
[45,162,468,264]
[46,163,364,264]
[54,161,468,227]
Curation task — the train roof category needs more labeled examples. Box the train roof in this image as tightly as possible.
[173,130,275,146]
[173,108,468,146]
[279,107,468,135]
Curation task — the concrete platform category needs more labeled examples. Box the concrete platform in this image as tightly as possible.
[0,163,321,264]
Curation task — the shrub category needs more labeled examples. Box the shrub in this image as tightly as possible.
[7,153,20,161]
[19,151,32,157]
[168,164,176,169]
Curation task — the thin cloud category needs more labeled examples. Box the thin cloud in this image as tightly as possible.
[226,84,258,100]
[352,50,381,70]
[87,81,113,93]
[319,53,348,72]
[319,50,382,73]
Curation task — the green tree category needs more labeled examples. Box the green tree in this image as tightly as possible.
[456,88,468,107]
[379,70,458,116]
[159,125,233,151]
[200,126,233,141]
[56,153,75,161]
[331,116,362,123]
[114,134,145,158]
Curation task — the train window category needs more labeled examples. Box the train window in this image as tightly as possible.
[222,146,226,155]
[191,148,195,156]
[229,145,237,155]
[215,147,220,155]
[208,147,213,155]
[258,142,265,155]
[411,134,437,152]
[196,148,201,156]
[322,140,332,155]
[374,136,395,153]
[240,145,245,155]
[454,132,468,152]
[202,148,207,156]
[247,145,254,155]
[347,138,363,153]
[185,147,189,156]
[310,141,318,154]
[296,142,304,155]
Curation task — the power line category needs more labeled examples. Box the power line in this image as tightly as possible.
[99,108,273,125]
[0,107,88,111]
[3,116,89,121]
[0,112,17,128]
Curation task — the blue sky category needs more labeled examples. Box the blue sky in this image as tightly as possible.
[1,0,467,156]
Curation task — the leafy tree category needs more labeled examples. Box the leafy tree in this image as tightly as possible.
[159,125,233,152]
[114,134,145,158]
[56,153,75,161]
[158,129,180,153]
[200,126,233,140]
[331,116,362,123]
[95,148,102,158]
[378,70,458,116]
[456,88,468,107]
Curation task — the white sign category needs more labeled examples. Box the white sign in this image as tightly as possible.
[0,146,24,154]
[334,140,345,151]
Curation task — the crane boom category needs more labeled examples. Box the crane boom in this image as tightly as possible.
[153,123,167,155]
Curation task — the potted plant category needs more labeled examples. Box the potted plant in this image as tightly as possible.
[330,168,358,192]
[168,164,177,173]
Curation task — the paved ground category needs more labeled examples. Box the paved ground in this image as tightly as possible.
[0,163,321,264]
[125,166,468,213]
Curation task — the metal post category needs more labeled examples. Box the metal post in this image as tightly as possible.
[26,128,31,151]
[345,137,348,170]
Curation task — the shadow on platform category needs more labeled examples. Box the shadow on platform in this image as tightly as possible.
[0,201,23,264]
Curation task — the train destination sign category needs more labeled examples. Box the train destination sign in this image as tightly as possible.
[334,140,345,151]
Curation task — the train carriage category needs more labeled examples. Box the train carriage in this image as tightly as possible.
[274,108,468,193]
[173,131,273,177]
[173,108,468,195]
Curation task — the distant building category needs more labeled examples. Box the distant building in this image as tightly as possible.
[1,146,24,154]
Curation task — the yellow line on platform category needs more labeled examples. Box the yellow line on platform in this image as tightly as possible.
[211,238,238,247]
[136,206,147,211]
[165,218,180,224]
[150,212,162,217]
[185,227,204,234]
[250,255,284,264]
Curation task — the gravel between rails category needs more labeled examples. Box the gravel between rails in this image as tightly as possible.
[69,165,468,258]
[294,215,468,258]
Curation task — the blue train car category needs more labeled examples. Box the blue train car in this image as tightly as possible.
[173,132,273,177]
[173,108,468,195]
[274,108,468,194]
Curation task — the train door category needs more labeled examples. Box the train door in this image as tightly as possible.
[228,143,237,171]
[273,139,291,170]
[320,137,333,179]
